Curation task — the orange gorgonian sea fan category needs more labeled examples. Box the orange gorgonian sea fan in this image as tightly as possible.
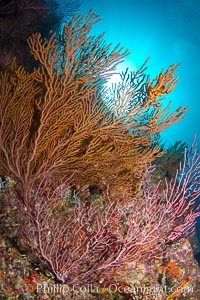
[0,11,188,197]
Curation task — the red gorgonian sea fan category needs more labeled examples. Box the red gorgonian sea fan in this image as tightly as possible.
[3,143,199,285]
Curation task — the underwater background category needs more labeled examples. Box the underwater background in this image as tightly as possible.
[0,1,200,298]
[82,0,200,148]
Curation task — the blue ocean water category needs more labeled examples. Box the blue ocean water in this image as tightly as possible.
[81,0,200,148]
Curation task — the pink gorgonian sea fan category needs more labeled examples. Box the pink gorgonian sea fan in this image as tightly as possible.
[7,141,200,285]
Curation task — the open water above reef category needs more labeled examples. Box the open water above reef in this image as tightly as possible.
[82,0,200,148]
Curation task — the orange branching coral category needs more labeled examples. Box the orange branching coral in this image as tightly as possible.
[146,64,178,100]
[0,11,188,197]
[158,260,182,278]
[144,64,188,134]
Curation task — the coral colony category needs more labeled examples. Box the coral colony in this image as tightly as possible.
[0,10,200,299]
